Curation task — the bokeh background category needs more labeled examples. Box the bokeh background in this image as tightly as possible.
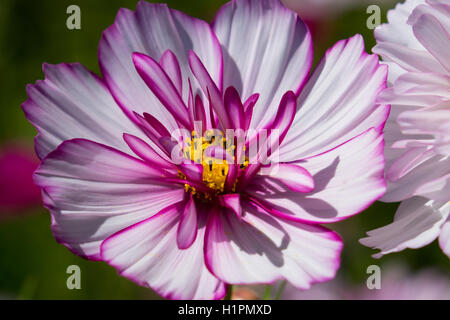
[0,0,448,299]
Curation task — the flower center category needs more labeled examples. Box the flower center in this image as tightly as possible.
[179,129,250,201]
[183,130,234,193]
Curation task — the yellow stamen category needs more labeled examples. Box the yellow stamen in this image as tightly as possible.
[181,130,249,197]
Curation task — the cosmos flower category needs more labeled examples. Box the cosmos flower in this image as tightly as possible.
[360,0,450,258]
[23,0,387,299]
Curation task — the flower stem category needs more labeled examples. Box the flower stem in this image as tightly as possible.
[274,281,286,300]
[224,284,233,300]
[263,285,272,300]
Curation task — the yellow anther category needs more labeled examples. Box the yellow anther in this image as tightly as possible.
[181,130,231,193]
[202,157,229,192]
[181,130,250,197]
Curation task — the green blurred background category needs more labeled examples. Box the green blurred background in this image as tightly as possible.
[0,0,448,300]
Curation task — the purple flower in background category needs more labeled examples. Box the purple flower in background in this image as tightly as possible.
[23,0,387,299]
[0,145,41,215]
[360,0,450,258]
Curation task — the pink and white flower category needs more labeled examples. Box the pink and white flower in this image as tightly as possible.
[360,0,450,258]
[23,0,387,299]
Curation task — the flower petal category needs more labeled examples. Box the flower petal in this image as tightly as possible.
[382,154,449,202]
[101,202,225,300]
[213,0,313,130]
[257,164,314,193]
[224,86,245,130]
[375,0,425,54]
[439,217,450,258]
[280,35,389,161]
[267,91,297,148]
[379,72,450,106]
[373,0,444,77]
[132,53,191,129]
[189,51,231,129]
[99,1,222,132]
[160,50,183,94]
[247,129,386,224]
[204,201,342,289]
[34,139,185,260]
[243,93,259,130]
[22,63,143,160]
[412,13,450,72]
[243,91,297,183]
[414,173,450,202]
[177,195,198,250]
[386,147,435,182]
[123,133,175,170]
[219,193,242,219]
[397,101,450,138]
[360,197,450,258]
[178,162,204,185]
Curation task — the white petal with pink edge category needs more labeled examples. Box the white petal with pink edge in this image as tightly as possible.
[22,63,144,160]
[34,139,185,260]
[177,195,198,250]
[257,164,314,193]
[247,129,386,224]
[99,1,222,132]
[279,35,388,162]
[213,0,313,131]
[204,201,342,288]
[101,203,225,300]
[360,197,450,258]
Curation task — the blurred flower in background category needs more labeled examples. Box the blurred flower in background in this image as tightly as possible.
[238,265,450,300]
[360,0,450,258]
[0,144,40,217]
[351,267,450,300]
